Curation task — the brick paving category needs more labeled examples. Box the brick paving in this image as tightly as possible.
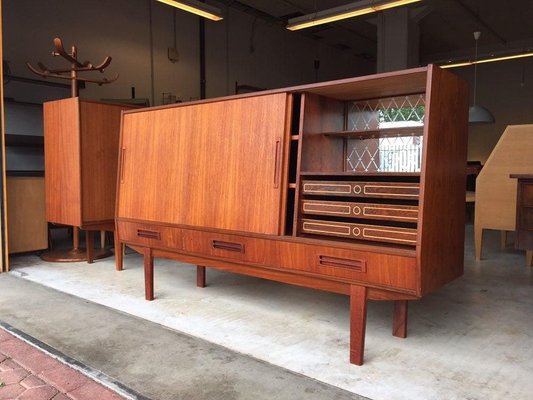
[0,328,125,400]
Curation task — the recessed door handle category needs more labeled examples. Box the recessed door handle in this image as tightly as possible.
[212,240,245,253]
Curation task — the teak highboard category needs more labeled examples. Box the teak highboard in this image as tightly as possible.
[44,98,134,263]
[116,65,469,365]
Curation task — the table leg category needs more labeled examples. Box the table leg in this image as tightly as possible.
[114,231,123,271]
[144,247,154,301]
[393,300,408,338]
[86,230,94,264]
[197,265,206,288]
[350,285,368,366]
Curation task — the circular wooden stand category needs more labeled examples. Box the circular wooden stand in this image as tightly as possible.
[40,247,113,262]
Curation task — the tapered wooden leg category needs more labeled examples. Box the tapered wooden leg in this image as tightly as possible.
[114,231,123,271]
[86,230,94,264]
[526,250,532,267]
[197,265,206,288]
[100,231,106,248]
[73,226,80,250]
[500,230,508,249]
[144,247,154,301]
[474,223,483,261]
[392,300,408,338]
[350,285,368,366]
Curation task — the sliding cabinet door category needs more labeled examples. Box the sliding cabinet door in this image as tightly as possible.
[118,93,289,235]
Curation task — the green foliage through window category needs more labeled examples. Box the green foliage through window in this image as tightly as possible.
[379,106,425,123]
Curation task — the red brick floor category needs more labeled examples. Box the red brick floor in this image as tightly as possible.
[0,328,125,400]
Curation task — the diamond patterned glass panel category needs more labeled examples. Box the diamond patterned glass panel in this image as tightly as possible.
[347,94,425,130]
[345,94,425,172]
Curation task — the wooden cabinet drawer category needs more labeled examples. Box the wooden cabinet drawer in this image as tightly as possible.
[301,199,418,222]
[301,180,419,200]
[272,240,417,292]
[300,218,417,246]
[117,220,183,250]
[182,229,274,264]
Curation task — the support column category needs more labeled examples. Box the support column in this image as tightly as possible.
[377,8,420,73]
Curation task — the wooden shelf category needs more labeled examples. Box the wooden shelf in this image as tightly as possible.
[299,171,421,177]
[5,134,44,148]
[323,126,423,139]
[291,135,299,140]
[289,183,296,189]
[6,170,44,177]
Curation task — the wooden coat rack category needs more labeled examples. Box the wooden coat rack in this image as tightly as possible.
[27,37,119,262]
[26,37,118,97]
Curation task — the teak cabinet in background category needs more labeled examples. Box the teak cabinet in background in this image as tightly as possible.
[44,98,134,262]
[116,65,469,365]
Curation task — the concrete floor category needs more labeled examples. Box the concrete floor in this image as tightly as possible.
[2,224,533,400]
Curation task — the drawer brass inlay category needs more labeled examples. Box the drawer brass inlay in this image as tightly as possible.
[303,202,351,215]
[363,184,419,197]
[302,221,351,236]
[362,206,418,221]
[362,227,417,244]
[303,183,352,195]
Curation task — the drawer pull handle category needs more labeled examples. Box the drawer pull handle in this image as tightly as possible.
[212,240,244,253]
[273,137,281,189]
[137,229,161,240]
[120,148,126,183]
[318,255,366,272]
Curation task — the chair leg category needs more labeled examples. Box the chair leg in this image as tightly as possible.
[500,230,508,249]
[474,224,483,261]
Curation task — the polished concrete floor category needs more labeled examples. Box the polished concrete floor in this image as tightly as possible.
[2,224,533,400]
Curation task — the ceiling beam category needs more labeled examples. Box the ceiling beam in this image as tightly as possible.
[454,0,507,44]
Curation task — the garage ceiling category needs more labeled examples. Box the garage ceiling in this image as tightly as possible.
[220,0,533,64]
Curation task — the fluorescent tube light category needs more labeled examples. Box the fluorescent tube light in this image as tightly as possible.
[441,51,533,69]
[286,0,422,31]
[156,0,223,21]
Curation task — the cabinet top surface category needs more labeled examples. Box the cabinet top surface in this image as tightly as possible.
[123,65,433,115]
[510,174,533,180]
[43,97,138,109]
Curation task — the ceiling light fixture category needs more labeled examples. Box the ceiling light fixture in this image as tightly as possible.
[156,0,223,21]
[286,0,422,31]
[468,32,495,124]
[441,50,533,69]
